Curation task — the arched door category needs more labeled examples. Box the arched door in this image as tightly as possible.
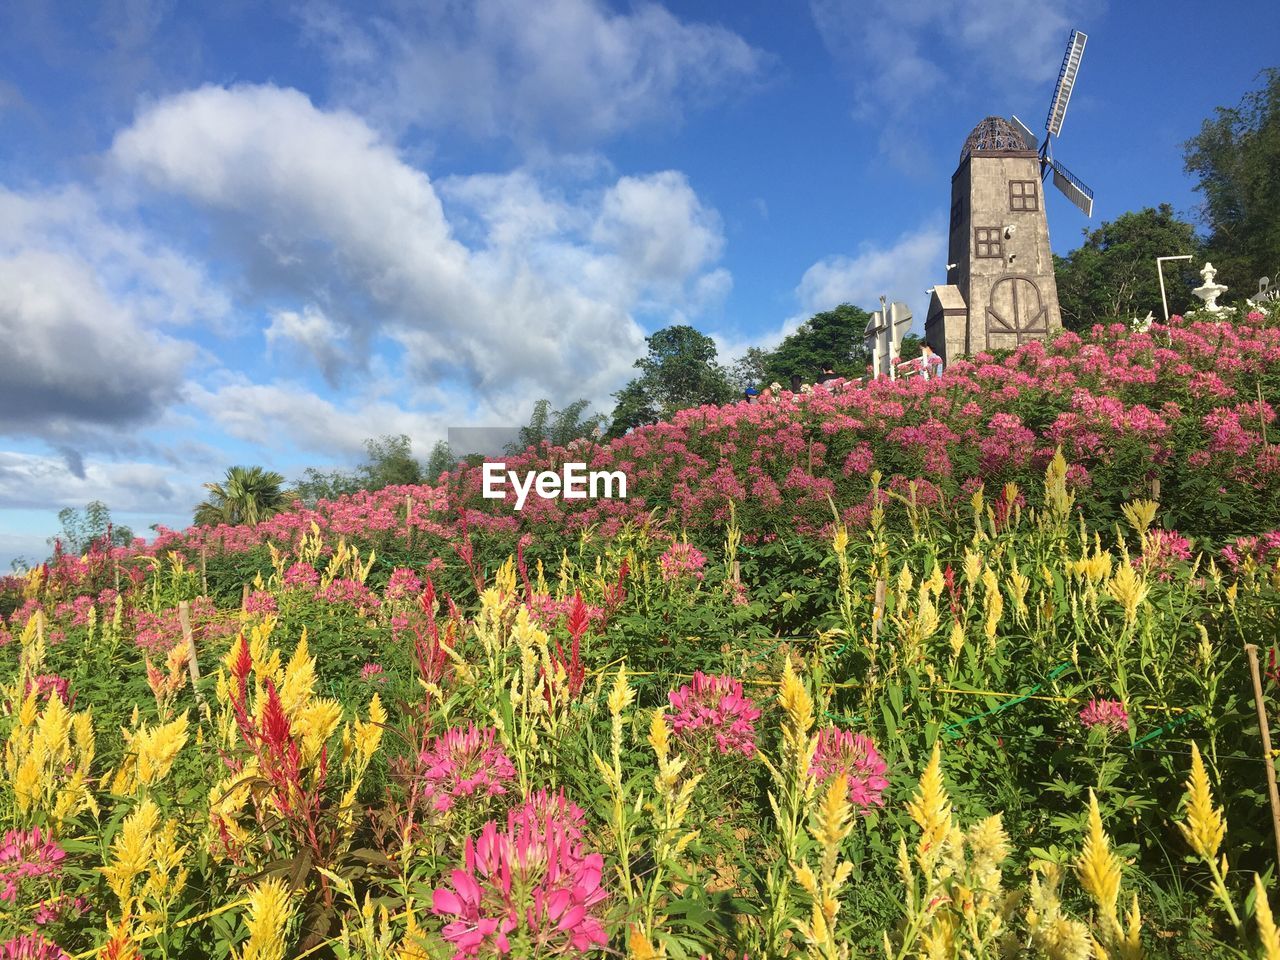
[985,276,1048,343]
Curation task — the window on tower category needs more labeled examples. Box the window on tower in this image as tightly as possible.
[975,227,1003,259]
[1009,180,1039,211]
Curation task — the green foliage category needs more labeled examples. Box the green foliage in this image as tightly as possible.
[608,325,733,437]
[513,398,607,452]
[193,465,293,526]
[424,439,456,482]
[48,500,134,555]
[295,434,427,503]
[1054,204,1203,329]
[1184,68,1280,294]
[760,303,872,383]
[728,346,772,392]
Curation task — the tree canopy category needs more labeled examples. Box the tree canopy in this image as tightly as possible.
[1053,204,1203,329]
[48,500,133,555]
[760,303,871,384]
[1184,68,1280,294]
[294,434,425,503]
[607,325,733,437]
[513,399,607,452]
[194,465,293,527]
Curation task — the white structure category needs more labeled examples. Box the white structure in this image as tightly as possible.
[1192,262,1228,313]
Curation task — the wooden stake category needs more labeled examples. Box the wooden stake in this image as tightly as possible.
[871,578,887,648]
[200,547,208,598]
[241,583,250,610]
[178,600,208,718]
[731,560,741,585]
[1244,643,1280,869]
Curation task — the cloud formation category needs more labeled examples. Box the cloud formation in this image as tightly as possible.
[111,83,731,422]
[299,0,768,146]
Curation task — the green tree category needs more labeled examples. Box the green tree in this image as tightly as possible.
[728,346,772,392]
[424,440,456,482]
[293,434,425,503]
[1184,68,1280,294]
[514,399,607,451]
[1053,205,1203,329]
[762,304,871,384]
[194,466,293,527]
[607,325,733,437]
[48,500,133,554]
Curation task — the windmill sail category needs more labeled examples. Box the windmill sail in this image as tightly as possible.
[1009,115,1039,152]
[1047,157,1094,218]
[1045,30,1087,137]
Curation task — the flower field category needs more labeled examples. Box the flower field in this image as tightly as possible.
[3,307,1280,958]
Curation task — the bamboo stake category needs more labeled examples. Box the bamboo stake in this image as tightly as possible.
[179,600,208,719]
[1244,643,1280,869]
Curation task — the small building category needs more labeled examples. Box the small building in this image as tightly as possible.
[926,117,1064,364]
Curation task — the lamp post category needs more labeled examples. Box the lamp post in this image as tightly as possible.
[1156,255,1193,322]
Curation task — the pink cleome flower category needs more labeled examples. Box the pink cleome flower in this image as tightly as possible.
[21,675,70,707]
[243,590,278,615]
[1079,698,1129,734]
[0,935,69,959]
[385,567,424,600]
[432,795,608,957]
[360,662,387,683]
[810,727,889,813]
[282,562,320,590]
[0,828,66,903]
[33,895,88,926]
[668,672,761,757]
[418,725,518,813]
[658,542,707,583]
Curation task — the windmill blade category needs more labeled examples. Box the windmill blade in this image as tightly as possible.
[1009,115,1039,152]
[1047,157,1094,217]
[1045,30,1087,137]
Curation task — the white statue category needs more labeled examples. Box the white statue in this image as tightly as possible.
[1192,262,1228,313]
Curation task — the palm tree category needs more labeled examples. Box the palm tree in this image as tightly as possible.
[194,465,293,527]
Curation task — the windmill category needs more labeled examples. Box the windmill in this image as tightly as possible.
[925,28,1096,366]
[1010,29,1094,218]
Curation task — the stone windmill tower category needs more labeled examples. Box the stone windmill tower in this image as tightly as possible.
[926,30,1094,364]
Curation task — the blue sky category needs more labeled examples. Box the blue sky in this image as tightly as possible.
[0,0,1274,568]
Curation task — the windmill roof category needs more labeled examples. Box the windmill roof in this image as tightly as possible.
[960,116,1035,163]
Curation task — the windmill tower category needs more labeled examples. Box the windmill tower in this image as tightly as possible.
[926,30,1095,364]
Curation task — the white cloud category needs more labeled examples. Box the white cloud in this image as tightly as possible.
[265,305,352,385]
[0,249,195,437]
[110,84,731,421]
[0,449,197,515]
[796,220,947,331]
[299,0,768,146]
[810,0,1103,161]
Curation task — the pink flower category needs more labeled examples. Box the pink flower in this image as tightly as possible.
[33,895,87,926]
[0,935,68,959]
[432,795,608,957]
[243,590,278,614]
[282,562,320,590]
[668,672,761,757]
[21,675,70,707]
[321,578,382,614]
[658,542,707,583]
[386,567,424,600]
[0,828,66,903]
[360,663,387,683]
[1079,699,1129,734]
[418,725,517,813]
[810,728,889,813]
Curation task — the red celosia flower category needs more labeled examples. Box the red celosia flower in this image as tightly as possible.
[418,725,517,813]
[810,727,889,813]
[668,672,761,757]
[432,795,608,957]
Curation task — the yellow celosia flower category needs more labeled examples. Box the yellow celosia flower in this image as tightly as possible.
[134,712,189,787]
[1077,790,1123,935]
[294,698,344,762]
[1106,564,1149,623]
[831,524,849,555]
[102,799,161,910]
[238,877,295,960]
[277,633,317,718]
[1178,743,1225,862]
[1121,499,1159,538]
[1254,876,1280,960]
[607,663,635,716]
[907,743,952,873]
